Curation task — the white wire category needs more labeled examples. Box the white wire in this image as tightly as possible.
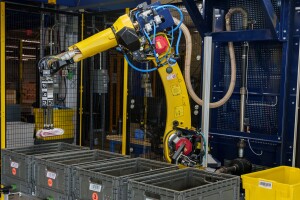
[247,139,263,156]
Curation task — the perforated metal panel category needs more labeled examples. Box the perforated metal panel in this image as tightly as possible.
[228,0,280,30]
[213,0,282,135]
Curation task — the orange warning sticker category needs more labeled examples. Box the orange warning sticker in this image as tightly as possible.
[12,168,17,175]
[48,178,53,187]
[92,192,98,200]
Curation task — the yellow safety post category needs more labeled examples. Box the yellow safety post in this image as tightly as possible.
[122,8,130,155]
[0,2,5,199]
[0,2,5,150]
[79,12,84,146]
[19,40,23,104]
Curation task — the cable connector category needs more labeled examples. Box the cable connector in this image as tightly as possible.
[60,50,76,61]
[168,57,177,66]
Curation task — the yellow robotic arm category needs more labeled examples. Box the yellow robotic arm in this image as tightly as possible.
[38,2,203,167]
[68,14,133,62]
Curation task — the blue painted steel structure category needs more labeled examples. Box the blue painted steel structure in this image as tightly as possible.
[183,0,300,167]
[12,0,150,11]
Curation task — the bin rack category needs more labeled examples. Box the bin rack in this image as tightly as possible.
[33,149,128,199]
[1,143,87,195]
[72,158,178,200]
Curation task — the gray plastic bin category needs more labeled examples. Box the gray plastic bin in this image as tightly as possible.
[34,149,128,198]
[1,143,87,194]
[128,168,240,200]
[72,158,178,200]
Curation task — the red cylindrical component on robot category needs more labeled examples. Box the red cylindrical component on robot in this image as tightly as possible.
[155,36,169,55]
[175,138,193,156]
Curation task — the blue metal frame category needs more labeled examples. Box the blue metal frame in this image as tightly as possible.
[259,0,279,38]
[182,0,209,38]
[279,0,300,165]
[185,0,299,167]
[210,29,275,42]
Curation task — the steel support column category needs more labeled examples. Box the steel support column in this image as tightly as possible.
[201,36,212,167]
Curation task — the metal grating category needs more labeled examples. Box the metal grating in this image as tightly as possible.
[228,0,280,30]
[5,4,79,147]
[216,42,281,134]
[219,43,282,90]
[214,0,282,135]
[216,97,279,134]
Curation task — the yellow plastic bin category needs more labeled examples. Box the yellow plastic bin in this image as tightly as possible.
[242,166,300,200]
[33,108,75,140]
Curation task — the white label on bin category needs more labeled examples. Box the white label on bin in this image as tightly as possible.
[89,183,102,192]
[46,171,57,180]
[259,180,272,189]
[10,161,19,169]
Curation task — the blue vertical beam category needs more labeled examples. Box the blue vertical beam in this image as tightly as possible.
[202,0,213,33]
[294,5,300,37]
[182,0,209,38]
[259,0,279,39]
[279,0,295,165]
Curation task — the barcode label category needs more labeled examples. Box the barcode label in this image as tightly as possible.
[259,180,272,189]
[10,161,19,168]
[89,183,102,192]
[46,171,57,180]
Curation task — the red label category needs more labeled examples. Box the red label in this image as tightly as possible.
[92,192,98,200]
[48,178,53,187]
[12,168,17,175]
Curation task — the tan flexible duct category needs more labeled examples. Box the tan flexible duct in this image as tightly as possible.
[174,7,247,108]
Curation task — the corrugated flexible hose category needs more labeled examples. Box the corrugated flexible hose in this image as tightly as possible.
[173,7,247,108]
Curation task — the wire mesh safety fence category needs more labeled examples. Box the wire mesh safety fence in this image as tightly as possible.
[4,3,80,148]
[5,1,280,163]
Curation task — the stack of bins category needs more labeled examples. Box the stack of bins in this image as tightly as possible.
[72,158,178,200]
[34,150,128,199]
[128,168,240,200]
[1,143,87,195]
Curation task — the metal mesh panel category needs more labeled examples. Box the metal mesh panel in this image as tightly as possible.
[81,13,122,150]
[228,0,280,30]
[5,4,79,147]
[219,43,282,90]
[214,0,282,135]
[216,97,279,134]
[216,43,281,134]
